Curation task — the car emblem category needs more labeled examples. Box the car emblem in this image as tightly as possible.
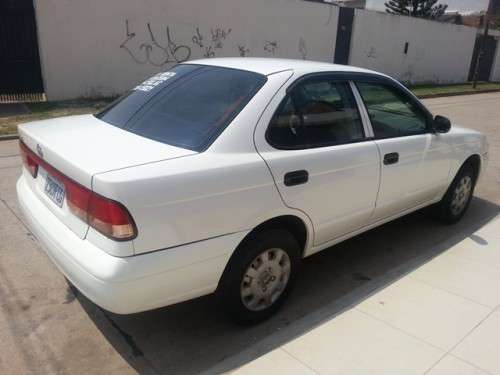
[36,144,44,159]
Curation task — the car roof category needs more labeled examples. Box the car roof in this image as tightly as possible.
[185,57,384,77]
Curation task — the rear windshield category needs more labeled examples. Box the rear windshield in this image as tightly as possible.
[96,64,267,151]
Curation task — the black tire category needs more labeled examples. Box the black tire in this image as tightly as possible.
[434,165,476,224]
[217,229,301,325]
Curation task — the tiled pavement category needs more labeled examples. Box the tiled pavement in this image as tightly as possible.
[229,216,500,375]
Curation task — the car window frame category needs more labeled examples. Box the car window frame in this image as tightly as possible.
[352,76,434,140]
[265,74,370,151]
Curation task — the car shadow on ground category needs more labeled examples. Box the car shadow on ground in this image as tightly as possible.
[74,197,500,375]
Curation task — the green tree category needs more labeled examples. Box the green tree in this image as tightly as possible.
[385,0,448,19]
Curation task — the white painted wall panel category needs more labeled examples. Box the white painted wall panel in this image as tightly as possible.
[349,9,477,84]
[34,0,339,100]
[34,1,481,100]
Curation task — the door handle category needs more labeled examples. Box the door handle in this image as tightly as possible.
[383,152,399,165]
[284,170,309,186]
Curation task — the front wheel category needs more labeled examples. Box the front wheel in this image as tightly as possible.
[218,229,301,324]
[435,166,476,224]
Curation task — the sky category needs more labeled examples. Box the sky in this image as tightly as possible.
[366,0,489,13]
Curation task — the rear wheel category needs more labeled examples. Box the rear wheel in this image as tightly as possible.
[218,229,301,324]
[435,165,476,224]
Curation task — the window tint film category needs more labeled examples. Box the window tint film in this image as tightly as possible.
[356,82,428,138]
[97,65,267,151]
[267,80,364,149]
[97,64,199,127]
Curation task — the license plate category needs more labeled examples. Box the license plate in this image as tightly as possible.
[44,174,65,208]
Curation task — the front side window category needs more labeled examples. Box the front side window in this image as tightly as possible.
[356,82,428,138]
[97,65,267,151]
[267,80,365,149]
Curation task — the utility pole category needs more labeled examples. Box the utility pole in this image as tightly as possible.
[472,0,492,88]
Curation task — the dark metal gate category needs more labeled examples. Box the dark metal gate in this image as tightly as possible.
[333,7,355,65]
[468,35,498,82]
[0,0,44,101]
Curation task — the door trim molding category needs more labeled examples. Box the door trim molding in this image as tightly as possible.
[349,80,374,138]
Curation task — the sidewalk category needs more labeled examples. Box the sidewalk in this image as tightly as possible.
[215,215,500,375]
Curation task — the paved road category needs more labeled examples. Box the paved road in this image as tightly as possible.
[0,92,499,374]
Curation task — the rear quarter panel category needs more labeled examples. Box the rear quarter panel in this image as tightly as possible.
[92,152,292,254]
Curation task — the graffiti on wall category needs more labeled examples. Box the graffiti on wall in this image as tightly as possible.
[211,27,232,49]
[365,46,377,59]
[238,45,250,57]
[195,26,232,58]
[121,19,310,66]
[192,27,204,48]
[264,41,278,56]
[120,20,191,66]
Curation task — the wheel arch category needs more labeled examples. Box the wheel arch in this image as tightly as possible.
[216,214,310,294]
[239,215,310,257]
[458,154,481,182]
[435,153,481,223]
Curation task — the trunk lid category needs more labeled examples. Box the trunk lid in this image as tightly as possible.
[19,114,196,239]
[19,114,196,188]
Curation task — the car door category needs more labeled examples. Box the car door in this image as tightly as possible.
[355,81,452,221]
[255,75,380,247]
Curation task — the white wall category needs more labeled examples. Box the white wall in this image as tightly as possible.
[34,1,481,100]
[349,9,477,84]
[34,0,339,100]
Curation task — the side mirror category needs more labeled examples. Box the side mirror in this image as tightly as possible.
[433,115,451,133]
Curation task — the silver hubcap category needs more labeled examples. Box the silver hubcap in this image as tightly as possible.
[451,175,472,216]
[240,248,291,311]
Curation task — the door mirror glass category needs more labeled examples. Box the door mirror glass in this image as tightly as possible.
[433,115,451,133]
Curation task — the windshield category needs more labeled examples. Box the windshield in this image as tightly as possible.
[97,64,267,151]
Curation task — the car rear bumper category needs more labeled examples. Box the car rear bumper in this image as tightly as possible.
[17,176,247,314]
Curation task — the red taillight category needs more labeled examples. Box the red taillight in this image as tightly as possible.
[64,176,92,223]
[19,140,137,241]
[20,141,38,177]
[63,178,136,241]
[88,194,137,240]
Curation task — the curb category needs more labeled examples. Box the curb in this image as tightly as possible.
[416,88,500,99]
[0,134,19,142]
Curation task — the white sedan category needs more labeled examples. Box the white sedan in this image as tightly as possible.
[17,58,488,323]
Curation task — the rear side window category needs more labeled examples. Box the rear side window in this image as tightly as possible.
[97,65,267,151]
[356,82,428,138]
[267,80,365,149]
